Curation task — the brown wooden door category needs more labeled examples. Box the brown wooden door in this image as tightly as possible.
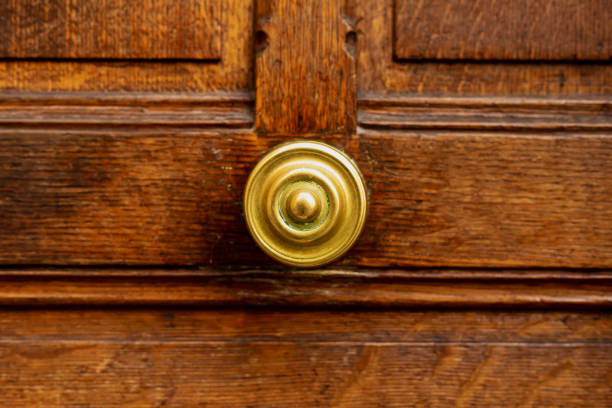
[0,0,610,406]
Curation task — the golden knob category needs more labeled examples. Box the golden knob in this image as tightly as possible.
[243,141,367,267]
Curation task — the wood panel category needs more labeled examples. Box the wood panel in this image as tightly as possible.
[0,0,220,59]
[0,128,264,266]
[394,0,611,61]
[353,129,612,267]
[0,310,610,407]
[357,0,612,97]
[255,0,356,133]
[0,0,251,92]
[0,112,611,267]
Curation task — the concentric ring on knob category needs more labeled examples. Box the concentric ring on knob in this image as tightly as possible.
[280,180,328,229]
[243,141,367,267]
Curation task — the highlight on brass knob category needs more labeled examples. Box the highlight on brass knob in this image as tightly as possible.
[243,141,367,267]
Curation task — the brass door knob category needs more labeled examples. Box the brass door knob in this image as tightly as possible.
[244,141,367,267]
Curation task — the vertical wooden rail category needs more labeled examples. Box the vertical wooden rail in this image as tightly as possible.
[255,0,357,134]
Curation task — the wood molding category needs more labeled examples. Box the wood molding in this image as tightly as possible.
[0,267,610,280]
[358,96,612,131]
[0,268,610,307]
[0,91,253,128]
[0,91,253,105]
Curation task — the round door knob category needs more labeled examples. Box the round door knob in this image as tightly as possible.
[243,141,367,267]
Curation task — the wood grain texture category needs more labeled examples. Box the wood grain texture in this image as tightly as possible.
[255,0,356,133]
[0,128,265,266]
[0,310,610,407]
[0,271,610,306]
[0,125,611,267]
[357,0,612,96]
[0,0,220,59]
[394,0,611,61]
[0,0,251,92]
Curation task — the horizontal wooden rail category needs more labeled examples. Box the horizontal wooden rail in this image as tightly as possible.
[0,268,610,307]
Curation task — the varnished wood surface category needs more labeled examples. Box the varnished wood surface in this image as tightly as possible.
[358,0,612,96]
[1,124,610,267]
[0,1,610,405]
[0,309,610,407]
[0,0,252,92]
[0,0,220,59]
[394,0,611,61]
[255,0,356,133]
[0,269,610,307]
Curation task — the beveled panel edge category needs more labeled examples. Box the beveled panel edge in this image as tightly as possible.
[0,267,610,307]
[357,0,612,97]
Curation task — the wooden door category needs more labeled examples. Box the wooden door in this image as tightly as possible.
[0,0,610,406]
